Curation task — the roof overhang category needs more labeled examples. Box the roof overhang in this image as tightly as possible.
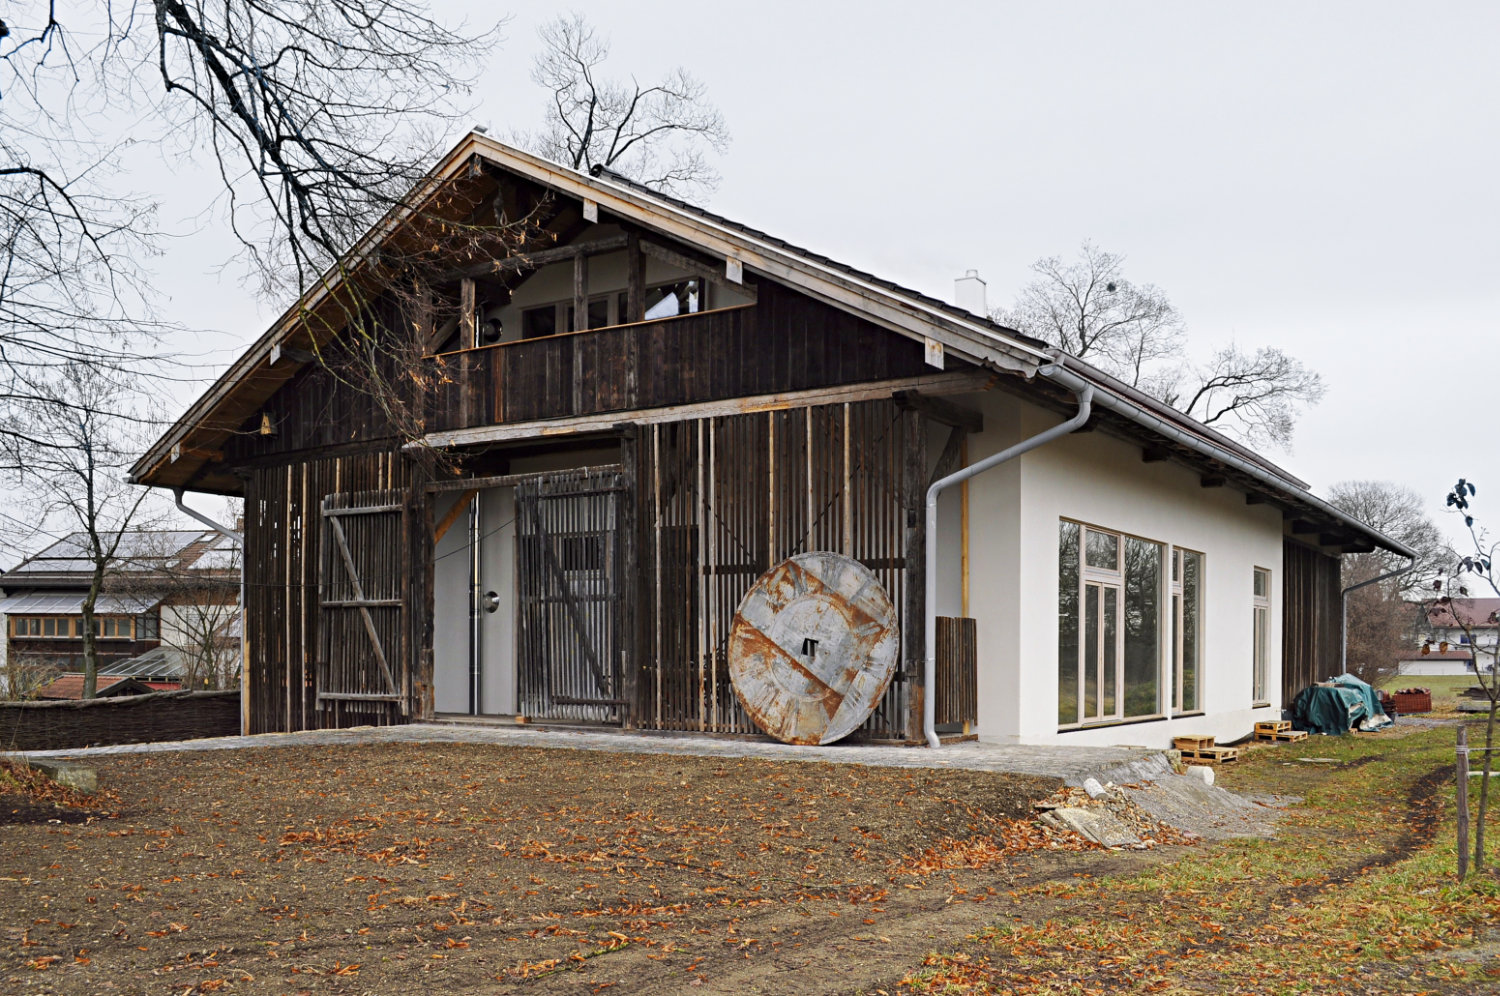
[131,134,1050,494]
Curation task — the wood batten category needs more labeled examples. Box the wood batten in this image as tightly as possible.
[1200,475,1227,488]
[418,371,991,450]
[1141,447,1169,463]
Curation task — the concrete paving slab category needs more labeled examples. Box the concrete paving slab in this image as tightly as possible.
[5,723,1165,787]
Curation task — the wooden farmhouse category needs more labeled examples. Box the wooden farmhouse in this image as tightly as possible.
[130,134,1411,748]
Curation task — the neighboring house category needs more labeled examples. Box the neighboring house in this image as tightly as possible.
[1396,649,1477,677]
[0,530,240,692]
[1420,597,1500,656]
[129,135,1409,748]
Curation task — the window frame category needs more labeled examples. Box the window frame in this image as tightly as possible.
[1170,547,1205,714]
[1252,566,1271,705]
[1058,521,1169,730]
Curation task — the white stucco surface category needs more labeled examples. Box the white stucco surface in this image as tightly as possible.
[958,389,1285,749]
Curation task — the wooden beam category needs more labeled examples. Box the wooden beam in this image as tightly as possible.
[1245,493,1268,505]
[1319,533,1354,548]
[640,239,758,300]
[1141,447,1169,463]
[443,233,630,282]
[893,390,983,433]
[426,464,625,494]
[1291,520,1320,536]
[1200,475,1227,488]
[928,425,966,488]
[415,371,995,450]
[902,407,927,744]
[432,489,477,543]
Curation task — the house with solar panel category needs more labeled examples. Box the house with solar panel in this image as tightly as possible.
[0,530,240,699]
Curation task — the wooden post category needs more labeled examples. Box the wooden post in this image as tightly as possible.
[573,252,588,332]
[460,277,477,348]
[902,407,927,743]
[1458,725,1471,881]
[626,232,645,323]
[619,426,640,729]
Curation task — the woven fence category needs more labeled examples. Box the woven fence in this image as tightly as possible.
[0,690,240,753]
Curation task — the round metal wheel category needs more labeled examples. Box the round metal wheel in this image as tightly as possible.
[727,552,899,745]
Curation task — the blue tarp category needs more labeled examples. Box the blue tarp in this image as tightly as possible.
[1290,673,1391,735]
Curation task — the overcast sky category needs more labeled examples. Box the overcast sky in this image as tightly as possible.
[145,0,1500,553]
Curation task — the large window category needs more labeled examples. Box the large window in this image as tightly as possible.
[1170,549,1203,713]
[1252,567,1271,703]
[1058,522,1163,726]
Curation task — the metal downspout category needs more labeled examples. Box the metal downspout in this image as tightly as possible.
[468,495,482,715]
[1341,561,1414,675]
[923,368,1094,748]
[171,489,246,733]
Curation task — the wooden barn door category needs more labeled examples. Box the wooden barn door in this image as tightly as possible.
[317,489,408,726]
[515,471,626,724]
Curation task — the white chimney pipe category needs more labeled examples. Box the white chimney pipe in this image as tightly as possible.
[954,269,987,317]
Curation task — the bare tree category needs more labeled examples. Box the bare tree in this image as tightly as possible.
[997,242,1325,448]
[0,651,60,701]
[0,1,499,467]
[1440,477,1499,876]
[524,14,730,196]
[9,365,161,698]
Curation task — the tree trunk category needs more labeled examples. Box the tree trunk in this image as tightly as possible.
[80,564,105,699]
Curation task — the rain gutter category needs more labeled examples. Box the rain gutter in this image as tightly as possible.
[922,366,1094,748]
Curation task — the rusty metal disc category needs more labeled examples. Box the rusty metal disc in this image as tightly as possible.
[728,552,899,745]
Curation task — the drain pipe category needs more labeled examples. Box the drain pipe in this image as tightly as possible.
[1341,561,1413,675]
[923,367,1094,748]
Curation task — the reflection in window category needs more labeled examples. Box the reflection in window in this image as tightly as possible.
[1058,521,1165,727]
[643,279,702,320]
[1171,549,1203,712]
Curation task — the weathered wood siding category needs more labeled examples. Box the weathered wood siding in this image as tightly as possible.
[1281,538,1342,702]
[243,449,432,733]
[427,282,934,433]
[634,399,921,741]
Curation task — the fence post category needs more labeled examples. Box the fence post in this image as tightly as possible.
[1457,725,1470,881]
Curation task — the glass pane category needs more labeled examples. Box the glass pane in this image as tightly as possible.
[43,618,56,637]
[1254,605,1269,700]
[587,297,610,330]
[1172,549,1181,583]
[1171,593,1181,710]
[1058,522,1081,724]
[1084,584,1100,719]
[522,306,557,339]
[1123,537,1161,717]
[1102,588,1118,716]
[1253,567,1268,599]
[1183,552,1201,711]
[1085,529,1119,570]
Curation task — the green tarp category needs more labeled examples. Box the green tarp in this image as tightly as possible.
[1290,673,1391,735]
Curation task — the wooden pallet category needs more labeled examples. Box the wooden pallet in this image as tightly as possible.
[1256,729,1308,743]
[1173,735,1217,752]
[1255,720,1291,736]
[1180,745,1240,765]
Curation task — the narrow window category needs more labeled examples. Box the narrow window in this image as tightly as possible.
[1170,549,1203,712]
[1057,521,1080,724]
[1252,567,1271,703]
[1122,536,1161,717]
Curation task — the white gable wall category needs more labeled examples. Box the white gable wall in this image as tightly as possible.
[959,389,1286,748]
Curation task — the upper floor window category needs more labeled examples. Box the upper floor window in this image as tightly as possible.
[519,278,706,339]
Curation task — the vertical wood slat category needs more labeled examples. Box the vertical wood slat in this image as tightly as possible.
[635,398,913,740]
[934,616,978,727]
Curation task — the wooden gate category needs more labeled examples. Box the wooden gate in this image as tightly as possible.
[516,471,627,723]
[317,489,408,726]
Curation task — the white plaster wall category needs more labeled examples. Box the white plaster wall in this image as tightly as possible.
[959,389,1286,748]
[1398,659,1473,676]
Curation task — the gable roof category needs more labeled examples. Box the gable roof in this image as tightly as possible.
[1426,597,1500,630]
[129,134,1412,558]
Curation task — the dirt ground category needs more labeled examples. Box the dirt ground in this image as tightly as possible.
[0,742,1172,995]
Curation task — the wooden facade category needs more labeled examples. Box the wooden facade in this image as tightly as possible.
[1280,537,1343,703]
[225,250,971,739]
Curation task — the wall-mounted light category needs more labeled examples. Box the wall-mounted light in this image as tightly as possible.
[259,413,277,436]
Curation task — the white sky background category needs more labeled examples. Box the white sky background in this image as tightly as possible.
[131,1,1500,560]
